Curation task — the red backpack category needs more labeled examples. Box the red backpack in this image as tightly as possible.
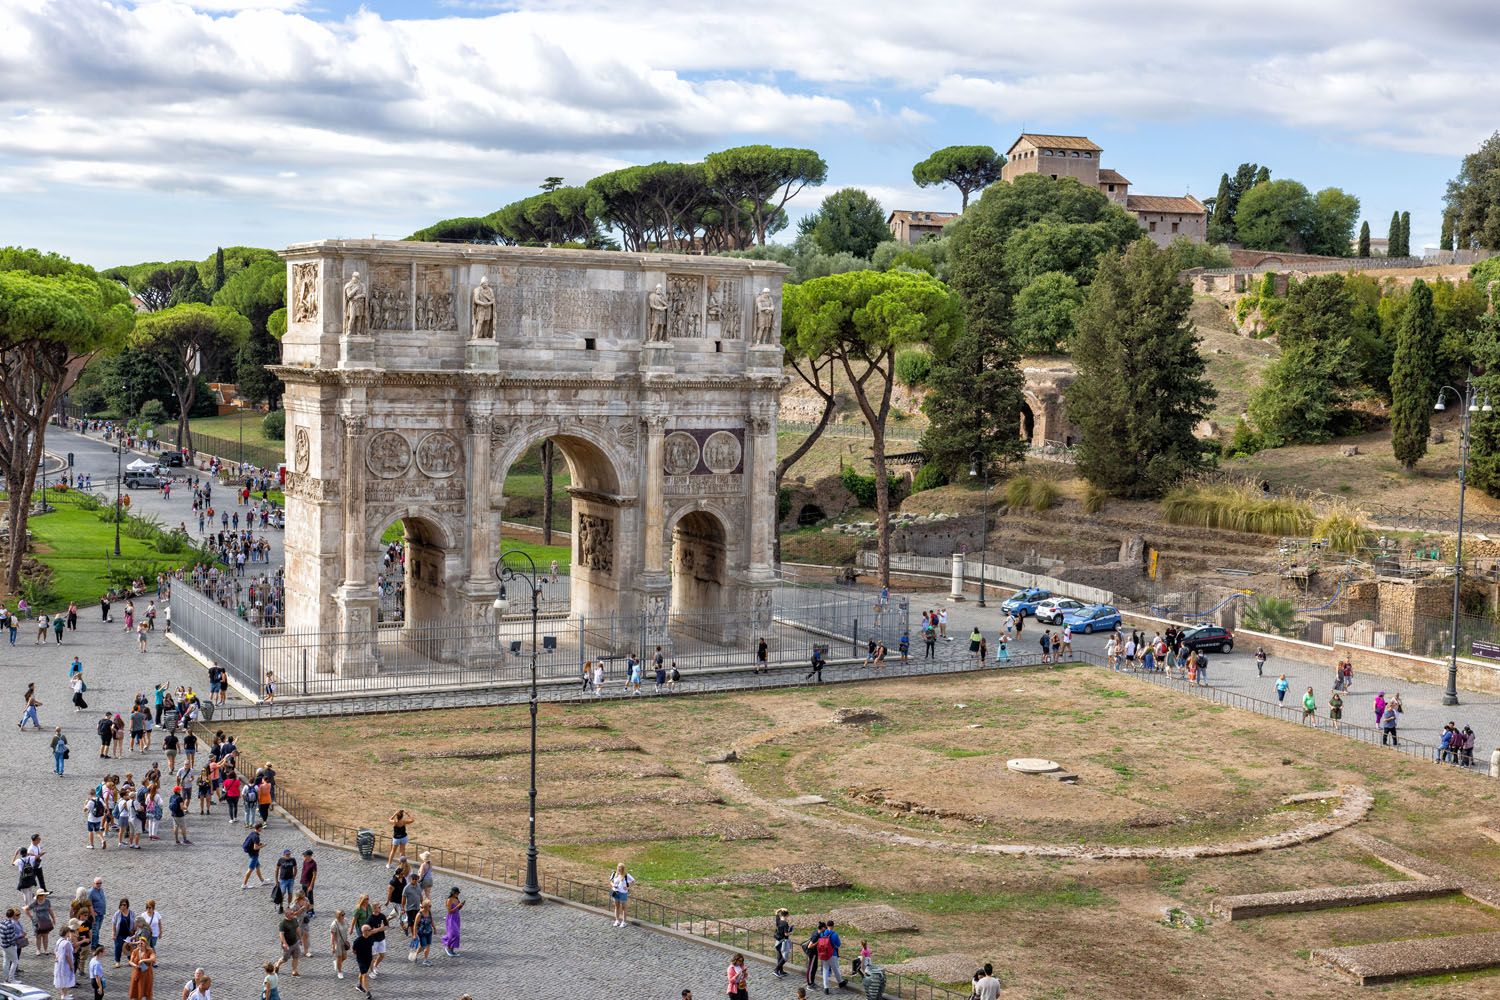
[816,936,834,961]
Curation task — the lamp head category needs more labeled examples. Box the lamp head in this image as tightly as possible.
[493,583,508,612]
[1434,399,1446,411]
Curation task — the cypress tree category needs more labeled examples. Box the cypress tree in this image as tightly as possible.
[1067,241,1215,497]
[1254,166,1270,185]
[1390,279,1439,469]
[1208,173,1233,242]
[212,246,226,294]
[1357,221,1371,257]
[1387,212,1401,257]
[1440,212,1455,251]
[1399,211,1412,257]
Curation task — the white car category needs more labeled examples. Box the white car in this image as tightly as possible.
[0,982,53,1000]
[1033,597,1084,624]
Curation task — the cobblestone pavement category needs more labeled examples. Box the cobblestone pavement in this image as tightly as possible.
[0,613,750,999]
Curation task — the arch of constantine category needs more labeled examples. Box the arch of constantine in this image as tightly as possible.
[273,240,788,674]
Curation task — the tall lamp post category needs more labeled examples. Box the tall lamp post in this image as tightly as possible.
[1434,382,1492,706]
[969,452,991,608]
[494,550,543,905]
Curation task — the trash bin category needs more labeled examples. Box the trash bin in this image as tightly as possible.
[199,700,215,723]
[862,966,886,999]
[357,829,376,861]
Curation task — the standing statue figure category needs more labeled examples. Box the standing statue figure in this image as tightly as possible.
[471,276,496,339]
[753,286,776,345]
[647,283,670,343]
[343,272,369,336]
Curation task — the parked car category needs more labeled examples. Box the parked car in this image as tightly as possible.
[1062,604,1123,634]
[0,982,54,1000]
[1180,624,1234,653]
[1001,588,1052,616]
[159,452,186,467]
[123,472,165,489]
[1033,597,1084,624]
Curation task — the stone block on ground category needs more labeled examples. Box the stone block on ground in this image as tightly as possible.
[1314,932,1500,985]
[832,707,889,726]
[770,862,851,892]
[701,749,739,764]
[888,953,980,984]
[1211,879,1460,920]
[827,903,920,933]
[777,794,828,806]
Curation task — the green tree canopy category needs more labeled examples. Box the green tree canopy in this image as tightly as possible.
[213,258,286,407]
[1390,279,1439,469]
[132,304,251,454]
[801,188,888,258]
[1206,162,1264,243]
[911,145,1005,210]
[195,246,278,293]
[1358,220,1371,257]
[1248,275,1358,445]
[704,145,827,246]
[1011,271,1083,355]
[1305,188,1362,256]
[784,270,962,585]
[1235,179,1312,251]
[102,260,202,312]
[406,217,506,243]
[0,248,134,591]
[1446,132,1500,250]
[1066,240,1215,497]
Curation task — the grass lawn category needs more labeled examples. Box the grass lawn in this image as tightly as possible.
[185,412,277,450]
[12,490,197,609]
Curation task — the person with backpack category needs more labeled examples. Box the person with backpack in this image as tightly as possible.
[815,925,839,994]
[802,923,824,988]
[241,823,266,888]
[274,850,297,913]
[168,786,190,846]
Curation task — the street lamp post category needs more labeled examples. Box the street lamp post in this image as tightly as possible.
[494,550,543,905]
[969,453,991,608]
[113,430,124,557]
[1434,382,1492,706]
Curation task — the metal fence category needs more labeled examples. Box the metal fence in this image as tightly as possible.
[778,419,924,443]
[169,582,263,692]
[174,583,910,699]
[156,425,283,472]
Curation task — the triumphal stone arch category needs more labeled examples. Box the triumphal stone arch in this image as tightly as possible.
[274,240,787,674]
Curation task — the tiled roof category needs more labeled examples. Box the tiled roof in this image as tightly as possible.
[1125,194,1206,214]
[1098,169,1131,185]
[887,210,960,224]
[1008,134,1102,154]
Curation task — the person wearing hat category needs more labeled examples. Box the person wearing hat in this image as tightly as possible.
[416,852,433,902]
[23,888,54,956]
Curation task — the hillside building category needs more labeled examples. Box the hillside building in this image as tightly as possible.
[886,209,960,244]
[1002,133,1206,247]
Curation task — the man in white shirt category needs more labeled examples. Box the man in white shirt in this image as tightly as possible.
[188,974,212,1000]
[975,964,1001,1000]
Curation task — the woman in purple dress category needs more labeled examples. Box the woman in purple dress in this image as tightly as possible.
[441,887,464,958]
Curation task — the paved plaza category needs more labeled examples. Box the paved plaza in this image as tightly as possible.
[0,611,752,999]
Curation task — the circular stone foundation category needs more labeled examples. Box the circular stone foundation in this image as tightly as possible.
[1007,758,1062,775]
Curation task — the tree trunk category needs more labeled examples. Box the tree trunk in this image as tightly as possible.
[3,417,45,596]
[840,349,896,590]
[773,382,837,567]
[540,440,555,545]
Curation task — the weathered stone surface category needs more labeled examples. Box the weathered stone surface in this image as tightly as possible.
[888,953,981,984]
[1212,879,1460,920]
[777,794,829,806]
[1007,757,1062,774]
[1314,932,1500,985]
[831,707,888,725]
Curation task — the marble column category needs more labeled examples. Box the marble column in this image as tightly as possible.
[642,415,668,574]
[463,411,495,581]
[747,412,777,576]
[340,414,368,585]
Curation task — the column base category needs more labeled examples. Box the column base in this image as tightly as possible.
[334,585,381,677]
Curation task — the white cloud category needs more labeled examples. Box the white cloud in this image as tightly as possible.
[0,0,1495,247]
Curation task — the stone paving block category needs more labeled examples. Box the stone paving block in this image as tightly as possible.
[1212,878,1460,920]
[1314,931,1500,985]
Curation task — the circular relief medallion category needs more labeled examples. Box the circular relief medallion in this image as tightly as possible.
[293,427,311,473]
[365,431,413,479]
[662,431,701,476]
[415,432,462,479]
[701,430,743,474]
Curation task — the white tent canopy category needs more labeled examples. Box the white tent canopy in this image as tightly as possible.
[125,459,158,472]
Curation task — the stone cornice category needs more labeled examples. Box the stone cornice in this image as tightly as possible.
[279,239,791,278]
[270,366,776,393]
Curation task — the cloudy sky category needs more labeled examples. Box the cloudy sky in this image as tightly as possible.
[1,0,1495,267]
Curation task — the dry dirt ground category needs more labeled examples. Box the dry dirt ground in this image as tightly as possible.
[237,667,1500,999]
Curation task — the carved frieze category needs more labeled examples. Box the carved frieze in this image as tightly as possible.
[283,471,341,502]
[706,276,742,340]
[416,264,457,331]
[665,472,743,496]
[415,432,462,478]
[366,431,413,479]
[701,431,743,475]
[293,427,311,473]
[667,274,704,338]
[292,263,319,323]
[370,264,411,331]
[364,478,467,504]
[663,432,701,476]
[577,513,614,574]
[661,428,745,476]
[751,588,774,630]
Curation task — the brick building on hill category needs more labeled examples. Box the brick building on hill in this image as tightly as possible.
[1002,133,1206,247]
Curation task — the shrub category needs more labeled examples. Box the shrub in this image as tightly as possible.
[73,492,102,511]
[155,529,191,555]
[1030,479,1058,512]
[1313,506,1372,554]
[1223,419,1265,459]
[1004,475,1034,510]
[1242,595,1297,635]
[1083,483,1108,515]
[912,463,948,493]
[840,467,878,508]
[776,486,792,523]
[262,408,286,441]
[894,349,933,387]
[123,512,164,541]
[1161,485,1314,536]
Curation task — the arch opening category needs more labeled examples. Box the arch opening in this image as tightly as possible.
[1019,400,1037,446]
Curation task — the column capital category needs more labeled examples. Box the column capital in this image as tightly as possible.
[464,413,495,436]
[340,414,367,438]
